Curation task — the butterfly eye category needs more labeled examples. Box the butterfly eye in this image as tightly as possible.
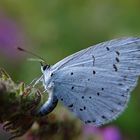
[43,65,47,71]
[43,65,50,71]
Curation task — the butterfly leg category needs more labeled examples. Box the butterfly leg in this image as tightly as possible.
[32,75,43,87]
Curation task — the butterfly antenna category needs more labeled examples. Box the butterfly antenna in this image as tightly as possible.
[17,47,47,63]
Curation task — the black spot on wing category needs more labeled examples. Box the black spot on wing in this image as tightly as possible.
[111,109,114,113]
[118,83,123,86]
[101,88,104,91]
[92,119,96,123]
[116,57,120,63]
[123,75,127,81]
[92,55,95,66]
[116,51,120,56]
[126,88,129,92]
[71,86,74,90]
[118,102,122,105]
[113,64,118,71]
[80,106,86,111]
[106,47,110,51]
[101,115,107,119]
[87,120,91,123]
[93,70,96,74]
[85,120,91,124]
[89,96,92,99]
[68,104,73,108]
[71,72,73,75]
[81,96,84,99]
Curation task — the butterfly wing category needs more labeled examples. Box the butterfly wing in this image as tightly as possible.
[52,37,140,71]
[51,37,140,126]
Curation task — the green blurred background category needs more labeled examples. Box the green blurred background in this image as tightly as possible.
[0,0,140,140]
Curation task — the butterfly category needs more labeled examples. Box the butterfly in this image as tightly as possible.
[32,37,140,126]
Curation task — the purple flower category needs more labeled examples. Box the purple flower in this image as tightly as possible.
[0,12,25,59]
[83,125,122,140]
[102,126,121,140]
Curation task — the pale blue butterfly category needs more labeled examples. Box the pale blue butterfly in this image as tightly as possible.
[30,37,140,126]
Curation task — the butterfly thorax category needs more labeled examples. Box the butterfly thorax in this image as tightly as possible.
[42,67,54,92]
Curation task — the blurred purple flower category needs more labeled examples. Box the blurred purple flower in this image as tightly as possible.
[83,125,122,140]
[0,12,26,59]
[102,126,121,140]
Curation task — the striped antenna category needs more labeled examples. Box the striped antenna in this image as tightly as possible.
[17,47,46,63]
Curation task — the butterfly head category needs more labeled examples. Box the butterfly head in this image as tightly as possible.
[40,62,50,73]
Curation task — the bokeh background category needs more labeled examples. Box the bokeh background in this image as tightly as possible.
[0,0,140,140]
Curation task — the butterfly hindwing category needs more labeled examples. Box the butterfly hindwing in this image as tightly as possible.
[52,66,135,126]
